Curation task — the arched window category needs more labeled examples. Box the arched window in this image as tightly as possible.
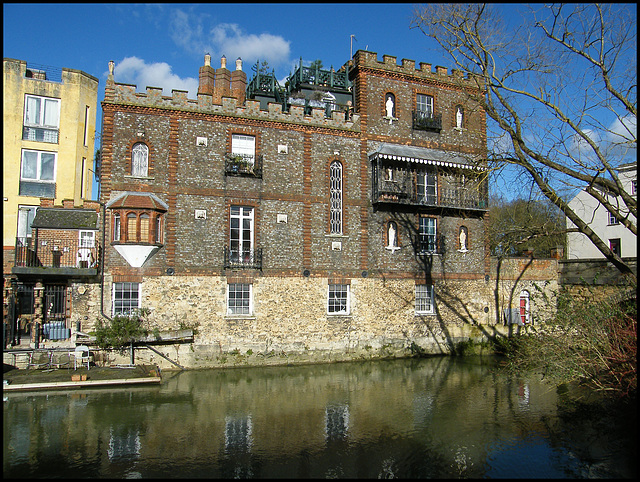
[127,213,137,242]
[519,290,530,325]
[329,161,343,234]
[131,142,149,177]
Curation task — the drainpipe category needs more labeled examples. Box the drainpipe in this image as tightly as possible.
[97,200,112,323]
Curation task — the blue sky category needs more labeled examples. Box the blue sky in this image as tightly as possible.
[5,2,464,198]
[5,3,633,203]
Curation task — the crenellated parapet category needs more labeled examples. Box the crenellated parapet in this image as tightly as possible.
[347,50,485,91]
[104,59,360,132]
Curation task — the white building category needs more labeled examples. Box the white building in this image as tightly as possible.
[566,162,637,259]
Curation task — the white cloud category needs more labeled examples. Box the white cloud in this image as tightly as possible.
[170,9,290,69]
[113,57,199,98]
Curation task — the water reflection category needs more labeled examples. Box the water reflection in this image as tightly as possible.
[3,357,635,478]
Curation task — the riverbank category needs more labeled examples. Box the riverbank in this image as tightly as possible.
[3,363,161,392]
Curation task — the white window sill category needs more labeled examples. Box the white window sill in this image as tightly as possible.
[125,175,155,181]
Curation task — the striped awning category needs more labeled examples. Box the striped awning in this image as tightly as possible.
[368,143,486,170]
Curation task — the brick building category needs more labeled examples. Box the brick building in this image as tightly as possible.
[82,51,555,367]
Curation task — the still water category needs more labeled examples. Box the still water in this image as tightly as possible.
[3,357,636,478]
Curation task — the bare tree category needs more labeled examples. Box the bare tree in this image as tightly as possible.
[412,3,636,279]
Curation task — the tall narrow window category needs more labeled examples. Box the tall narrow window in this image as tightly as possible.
[416,93,433,119]
[113,213,121,242]
[83,105,90,147]
[17,206,38,245]
[419,217,437,253]
[417,169,437,204]
[131,143,148,177]
[519,290,530,325]
[230,206,254,263]
[415,284,435,314]
[139,214,150,243]
[155,215,162,244]
[127,213,137,242]
[330,161,343,234]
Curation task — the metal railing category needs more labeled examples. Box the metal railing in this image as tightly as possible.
[225,153,263,178]
[14,237,100,270]
[412,111,442,132]
[223,247,262,270]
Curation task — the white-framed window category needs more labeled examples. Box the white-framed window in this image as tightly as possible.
[131,142,149,177]
[519,290,530,325]
[231,134,256,161]
[112,282,140,316]
[608,211,619,225]
[79,230,95,248]
[227,283,252,315]
[230,206,254,263]
[20,149,56,197]
[632,180,636,195]
[417,169,437,204]
[416,93,433,119]
[329,161,343,234]
[113,213,121,242]
[155,215,162,244]
[328,284,350,315]
[419,217,437,253]
[23,94,60,143]
[17,205,38,242]
[415,284,435,314]
[83,105,90,147]
[21,149,56,182]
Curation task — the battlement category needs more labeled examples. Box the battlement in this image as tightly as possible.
[349,50,484,89]
[104,74,360,131]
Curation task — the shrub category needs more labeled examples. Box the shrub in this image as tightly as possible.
[94,308,150,350]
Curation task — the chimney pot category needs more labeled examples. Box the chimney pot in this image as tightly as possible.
[204,53,211,67]
[236,58,242,71]
[221,56,227,69]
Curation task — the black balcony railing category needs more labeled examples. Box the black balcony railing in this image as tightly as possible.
[412,111,442,132]
[14,237,100,271]
[223,246,262,270]
[225,153,263,178]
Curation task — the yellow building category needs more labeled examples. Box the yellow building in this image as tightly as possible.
[3,58,98,263]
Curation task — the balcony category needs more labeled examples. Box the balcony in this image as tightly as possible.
[13,237,101,278]
[223,247,263,270]
[412,111,442,132]
[225,153,263,178]
[373,174,488,211]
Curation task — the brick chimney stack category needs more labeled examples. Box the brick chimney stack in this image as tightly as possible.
[231,57,247,104]
[198,53,215,96]
[214,55,231,104]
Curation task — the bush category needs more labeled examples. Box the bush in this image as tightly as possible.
[499,283,636,398]
[94,308,150,350]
